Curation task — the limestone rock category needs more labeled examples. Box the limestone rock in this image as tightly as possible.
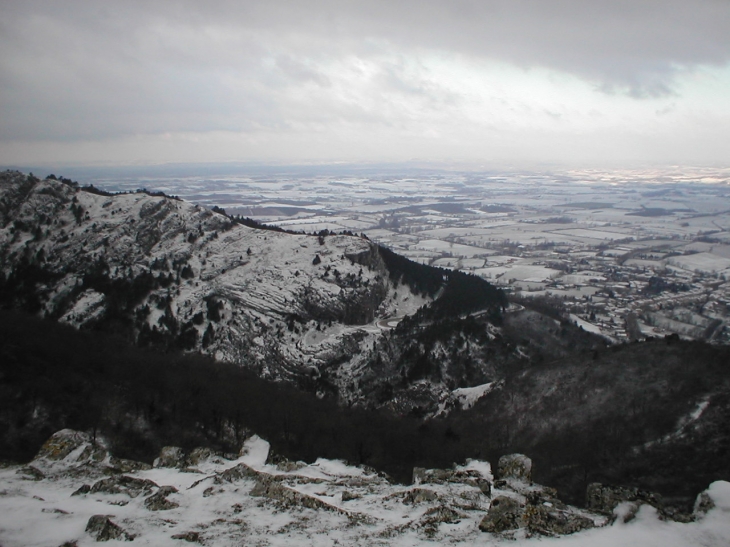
[36,429,92,461]
[34,429,108,467]
[171,531,202,543]
[144,486,180,511]
[342,490,362,502]
[16,465,45,481]
[187,447,221,467]
[85,514,133,541]
[694,491,715,518]
[523,503,594,536]
[154,446,186,468]
[694,481,730,520]
[403,488,438,504]
[412,466,491,494]
[72,484,92,496]
[479,496,524,533]
[108,457,152,474]
[585,483,663,518]
[89,475,158,498]
[497,454,532,482]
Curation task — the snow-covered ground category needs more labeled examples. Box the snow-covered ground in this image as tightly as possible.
[2,431,729,547]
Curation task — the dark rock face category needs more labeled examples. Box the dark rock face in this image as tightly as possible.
[85,514,134,542]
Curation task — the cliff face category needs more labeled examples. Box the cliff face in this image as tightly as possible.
[0,172,426,390]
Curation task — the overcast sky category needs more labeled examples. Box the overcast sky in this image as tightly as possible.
[1,0,729,168]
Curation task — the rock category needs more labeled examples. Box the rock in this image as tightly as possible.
[144,486,180,511]
[479,496,524,534]
[275,460,307,472]
[523,503,594,536]
[419,505,464,537]
[694,491,715,518]
[412,466,491,494]
[213,462,260,484]
[694,481,730,520]
[85,514,133,541]
[171,531,202,543]
[35,429,92,461]
[497,454,532,482]
[72,484,92,496]
[342,490,361,502]
[186,447,217,467]
[89,475,159,498]
[585,483,663,518]
[251,476,347,514]
[402,488,439,504]
[107,457,152,474]
[16,465,45,481]
[154,446,186,468]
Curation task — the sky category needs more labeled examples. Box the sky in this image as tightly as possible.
[1,0,729,168]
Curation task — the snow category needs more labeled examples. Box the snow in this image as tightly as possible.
[239,435,270,467]
[1,427,730,546]
[452,382,496,410]
[569,314,604,335]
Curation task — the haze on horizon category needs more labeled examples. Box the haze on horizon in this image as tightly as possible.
[1,0,729,169]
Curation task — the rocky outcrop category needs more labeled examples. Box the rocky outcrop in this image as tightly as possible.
[171,531,203,543]
[85,514,134,541]
[88,475,158,498]
[144,486,180,511]
[2,430,728,545]
[34,429,107,465]
[154,446,186,468]
[479,496,523,533]
[412,466,491,495]
[585,483,663,520]
[497,454,532,482]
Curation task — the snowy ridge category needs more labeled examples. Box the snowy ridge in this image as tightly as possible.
[0,173,431,398]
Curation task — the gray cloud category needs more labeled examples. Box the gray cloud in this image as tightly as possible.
[0,0,729,164]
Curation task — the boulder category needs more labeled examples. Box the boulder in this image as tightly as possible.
[585,483,663,518]
[342,490,361,502]
[107,457,152,474]
[171,531,202,543]
[419,505,464,537]
[402,488,438,504]
[412,466,491,494]
[34,430,108,466]
[36,430,92,461]
[497,454,532,482]
[16,465,45,481]
[694,480,730,520]
[523,503,594,536]
[144,486,180,511]
[154,446,186,468]
[89,475,158,498]
[479,496,524,533]
[694,491,715,518]
[85,515,133,541]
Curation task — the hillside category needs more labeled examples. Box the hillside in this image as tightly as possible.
[0,171,505,411]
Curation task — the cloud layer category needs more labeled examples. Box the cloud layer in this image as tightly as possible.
[1,0,729,165]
